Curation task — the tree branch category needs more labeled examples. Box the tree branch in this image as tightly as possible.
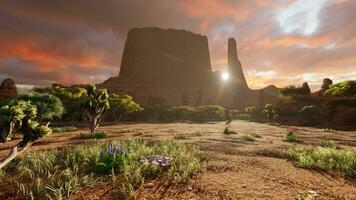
[0,142,32,169]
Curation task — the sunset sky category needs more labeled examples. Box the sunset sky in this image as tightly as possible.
[0,0,355,90]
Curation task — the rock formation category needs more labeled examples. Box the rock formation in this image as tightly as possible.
[0,79,17,99]
[99,27,280,108]
[314,78,333,96]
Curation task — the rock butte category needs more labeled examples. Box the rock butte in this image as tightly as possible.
[99,27,279,108]
[0,79,17,99]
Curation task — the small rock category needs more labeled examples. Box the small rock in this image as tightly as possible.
[188,186,193,190]
[146,183,154,188]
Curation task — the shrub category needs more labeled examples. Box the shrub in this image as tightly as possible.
[96,144,127,173]
[80,130,109,139]
[324,80,356,97]
[52,126,78,133]
[297,105,319,116]
[262,104,279,122]
[243,134,255,141]
[280,82,311,97]
[244,106,262,120]
[287,146,356,177]
[234,114,250,120]
[173,134,187,140]
[283,131,296,142]
[223,127,237,135]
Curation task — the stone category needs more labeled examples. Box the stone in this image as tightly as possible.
[99,27,280,108]
[0,78,18,99]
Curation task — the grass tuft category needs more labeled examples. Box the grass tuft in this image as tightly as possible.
[223,127,237,135]
[173,134,187,140]
[80,131,109,139]
[320,140,338,149]
[287,146,356,177]
[52,126,78,133]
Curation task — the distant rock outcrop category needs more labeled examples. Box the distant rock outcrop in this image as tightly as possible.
[0,79,17,99]
[99,27,280,108]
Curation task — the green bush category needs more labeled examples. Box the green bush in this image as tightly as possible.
[287,147,356,177]
[234,114,250,120]
[320,140,338,149]
[283,131,296,142]
[244,106,262,120]
[324,80,356,97]
[223,127,237,135]
[280,82,311,97]
[297,105,320,116]
[80,130,109,139]
[262,104,279,122]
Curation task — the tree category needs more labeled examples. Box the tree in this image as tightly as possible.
[108,94,143,122]
[324,80,356,97]
[280,82,311,97]
[262,104,279,122]
[16,93,64,123]
[0,100,53,169]
[82,85,110,134]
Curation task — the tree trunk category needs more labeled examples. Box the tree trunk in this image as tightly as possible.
[90,116,99,134]
[0,143,31,169]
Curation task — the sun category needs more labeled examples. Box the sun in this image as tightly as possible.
[222,72,229,81]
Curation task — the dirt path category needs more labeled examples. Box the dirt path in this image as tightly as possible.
[1,121,355,199]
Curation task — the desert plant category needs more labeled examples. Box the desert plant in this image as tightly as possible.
[297,105,319,116]
[223,127,237,135]
[52,126,78,133]
[262,104,279,122]
[324,80,356,97]
[283,131,296,142]
[320,140,338,149]
[243,134,255,141]
[280,82,311,97]
[80,130,109,139]
[108,94,143,122]
[0,100,55,169]
[81,85,110,134]
[287,146,356,177]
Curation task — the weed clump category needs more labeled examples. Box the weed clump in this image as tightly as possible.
[320,140,338,149]
[80,130,109,139]
[223,127,237,135]
[287,146,356,177]
[283,131,296,142]
[51,126,78,133]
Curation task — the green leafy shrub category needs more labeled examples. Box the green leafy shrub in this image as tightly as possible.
[96,144,127,173]
[324,80,356,97]
[283,131,296,142]
[297,105,319,116]
[262,104,280,122]
[80,130,109,139]
[234,114,250,120]
[287,147,356,177]
[243,134,255,141]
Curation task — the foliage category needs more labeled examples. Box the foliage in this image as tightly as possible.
[243,134,255,141]
[262,104,279,122]
[80,130,109,139]
[323,80,356,97]
[16,93,64,122]
[107,94,143,122]
[234,114,250,120]
[297,105,320,116]
[280,82,311,97]
[82,85,110,134]
[174,134,187,140]
[283,131,296,142]
[244,106,262,120]
[2,139,200,199]
[287,146,356,177]
[33,86,88,121]
[51,126,78,133]
[320,140,338,149]
[223,127,237,135]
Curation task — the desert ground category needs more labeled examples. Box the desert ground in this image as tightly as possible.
[0,120,355,200]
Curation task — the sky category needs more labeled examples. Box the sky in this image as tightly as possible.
[0,0,355,90]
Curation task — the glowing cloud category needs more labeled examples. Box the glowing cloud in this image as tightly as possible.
[277,0,328,35]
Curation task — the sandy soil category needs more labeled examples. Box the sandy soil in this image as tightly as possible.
[0,120,355,199]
